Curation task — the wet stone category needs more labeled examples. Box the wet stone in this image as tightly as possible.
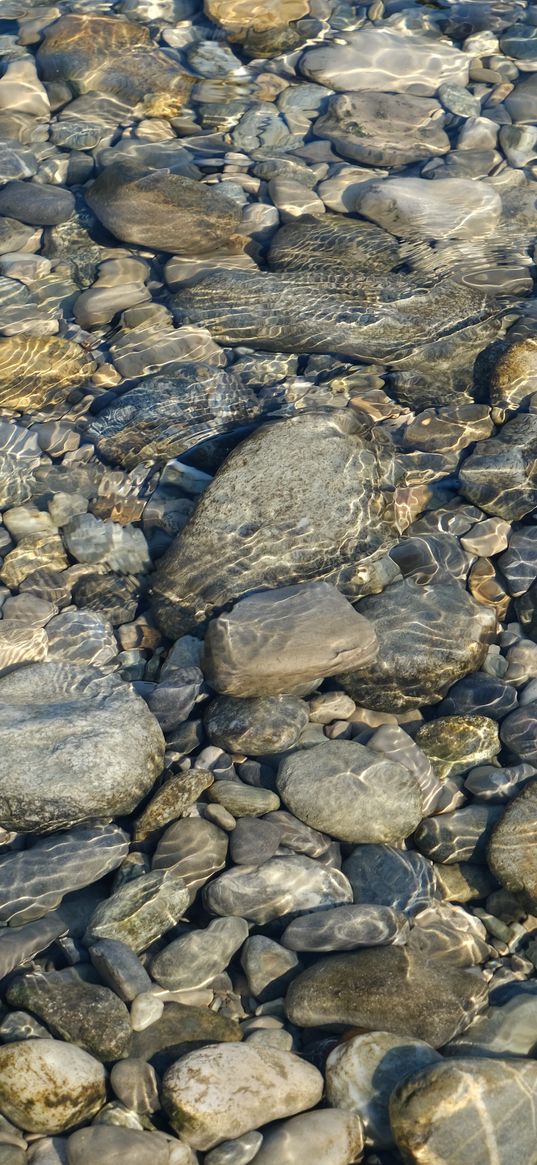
[203,854,352,924]
[241,934,299,1000]
[0,335,94,412]
[88,939,152,1003]
[129,1002,242,1073]
[488,780,537,906]
[205,695,308,755]
[300,29,468,94]
[250,1109,364,1165]
[86,162,243,256]
[0,663,164,833]
[406,903,490,967]
[390,1058,537,1165]
[65,1127,178,1165]
[286,945,487,1046]
[133,768,214,841]
[438,673,518,721]
[460,415,537,520]
[412,715,500,780]
[501,701,537,763]
[207,781,280,817]
[342,844,437,916]
[229,818,282,865]
[151,412,403,639]
[281,904,408,952]
[152,817,228,892]
[276,739,423,844]
[5,968,132,1062]
[314,92,449,169]
[84,870,190,953]
[358,177,501,240]
[110,1059,159,1115]
[325,1031,441,1149]
[336,579,496,712]
[202,581,378,698]
[414,805,503,865]
[150,916,249,991]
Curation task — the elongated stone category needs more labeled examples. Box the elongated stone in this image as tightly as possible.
[203,855,352,924]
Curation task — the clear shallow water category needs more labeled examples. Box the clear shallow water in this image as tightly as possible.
[1,0,537,1162]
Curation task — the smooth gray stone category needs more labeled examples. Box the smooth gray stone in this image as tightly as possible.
[501,702,537,764]
[151,412,402,638]
[66,1126,173,1165]
[86,161,242,255]
[0,912,68,982]
[152,817,228,891]
[335,578,496,712]
[205,1131,263,1165]
[460,415,537,520]
[84,871,190,954]
[499,527,537,597]
[150,916,249,991]
[161,1043,323,1151]
[464,763,535,803]
[230,819,282,866]
[110,1059,159,1115]
[89,939,152,1003]
[444,994,537,1059]
[6,968,132,1062]
[414,805,502,865]
[0,215,38,254]
[314,92,449,168]
[390,1058,537,1165]
[342,845,437,915]
[276,740,423,844]
[203,855,352,924]
[267,215,399,278]
[0,181,74,226]
[205,695,309,755]
[0,663,164,834]
[241,935,299,1000]
[488,779,537,906]
[281,904,409,951]
[0,826,128,925]
[406,903,490,968]
[202,581,378,698]
[264,810,332,858]
[249,1109,364,1165]
[285,947,487,1046]
[358,177,501,241]
[0,1008,50,1041]
[300,28,468,94]
[326,1031,441,1149]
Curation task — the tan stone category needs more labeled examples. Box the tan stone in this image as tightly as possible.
[204,0,309,33]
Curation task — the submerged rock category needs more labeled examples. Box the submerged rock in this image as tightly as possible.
[0,1039,106,1133]
[151,412,402,638]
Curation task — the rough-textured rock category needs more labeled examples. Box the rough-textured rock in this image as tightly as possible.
[0,1039,106,1133]
[86,162,243,255]
[202,582,378,697]
[285,947,487,1046]
[326,1031,441,1148]
[203,854,352,924]
[335,579,496,711]
[6,969,132,1063]
[84,871,190,953]
[277,739,422,843]
[151,413,402,638]
[162,1043,323,1150]
[0,664,164,833]
[389,1058,537,1165]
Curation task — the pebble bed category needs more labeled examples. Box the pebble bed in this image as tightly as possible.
[1,0,537,1163]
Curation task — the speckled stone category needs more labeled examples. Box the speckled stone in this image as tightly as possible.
[5,969,132,1062]
[285,947,487,1046]
[412,716,500,780]
[335,579,496,711]
[0,1039,106,1134]
[162,1043,323,1150]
